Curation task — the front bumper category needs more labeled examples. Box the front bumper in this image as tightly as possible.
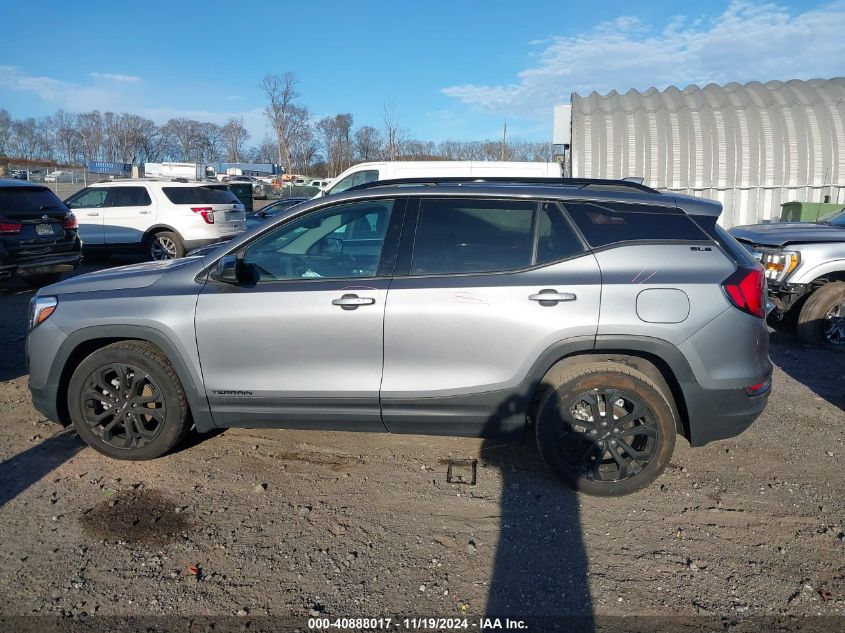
[766,281,812,320]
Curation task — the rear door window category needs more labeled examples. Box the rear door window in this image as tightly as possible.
[162,186,240,205]
[563,202,709,247]
[111,187,152,207]
[411,198,536,275]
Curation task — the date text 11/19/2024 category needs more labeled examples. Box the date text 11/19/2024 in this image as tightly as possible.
[308,617,528,630]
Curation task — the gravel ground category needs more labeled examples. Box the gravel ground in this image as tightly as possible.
[0,263,843,631]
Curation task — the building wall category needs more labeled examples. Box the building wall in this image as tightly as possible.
[570,78,845,227]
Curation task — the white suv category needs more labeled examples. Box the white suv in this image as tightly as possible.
[65,179,246,260]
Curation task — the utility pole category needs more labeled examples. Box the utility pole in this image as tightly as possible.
[500,122,507,161]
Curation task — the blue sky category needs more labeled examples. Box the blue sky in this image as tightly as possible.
[0,0,843,146]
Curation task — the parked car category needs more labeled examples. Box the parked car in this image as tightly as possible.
[27,177,771,496]
[10,170,29,180]
[246,197,308,230]
[730,207,845,345]
[222,175,269,199]
[318,161,563,197]
[64,179,246,261]
[308,179,331,189]
[0,179,82,287]
[44,170,78,183]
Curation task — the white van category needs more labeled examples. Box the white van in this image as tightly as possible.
[319,161,562,197]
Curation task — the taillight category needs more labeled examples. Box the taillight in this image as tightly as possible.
[744,380,771,396]
[0,222,22,234]
[191,207,215,224]
[722,267,766,318]
[62,213,78,229]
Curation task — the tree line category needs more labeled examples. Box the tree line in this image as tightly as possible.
[0,72,553,177]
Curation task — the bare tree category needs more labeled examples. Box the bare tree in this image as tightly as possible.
[354,125,383,161]
[317,113,354,176]
[10,118,40,162]
[382,102,403,161]
[259,72,300,174]
[286,106,315,173]
[221,117,250,162]
[50,110,80,163]
[76,111,104,162]
[0,109,11,156]
[162,118,202,161]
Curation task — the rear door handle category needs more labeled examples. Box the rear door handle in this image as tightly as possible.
[139,210,151,215]
[529,289,577,305]
[86,212,99,216]
[332,293,376,310]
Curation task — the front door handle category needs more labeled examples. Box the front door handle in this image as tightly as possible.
[332,293,376,310]
[86,212,99,216]
[529,289,577,305]
[139,210,151,215]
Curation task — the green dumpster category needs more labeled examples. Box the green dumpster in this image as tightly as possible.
[227,182,253,213]
[780,201,845,223]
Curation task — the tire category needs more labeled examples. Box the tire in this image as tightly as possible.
[147,231,185,261]
[535,362,676,496]
[22,272,63,288]
[67,341,191,460]
[796,282,845,346]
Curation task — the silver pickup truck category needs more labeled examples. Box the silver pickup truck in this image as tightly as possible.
[730,207,845,345]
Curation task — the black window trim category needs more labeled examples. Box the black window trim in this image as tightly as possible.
[393,195,590,280]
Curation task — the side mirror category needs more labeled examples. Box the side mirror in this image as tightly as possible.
[216,254,240,284]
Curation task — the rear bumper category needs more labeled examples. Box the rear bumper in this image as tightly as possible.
[683,380,771,447]
[0,251,83,278]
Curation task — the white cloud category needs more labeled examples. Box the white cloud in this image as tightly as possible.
[90,72,141,83]
[0,65,269,140]
[442,1,845,118]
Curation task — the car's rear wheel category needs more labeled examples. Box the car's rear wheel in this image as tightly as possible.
[797,282,845,346]
[147,231,185,261]
[535,363,676,496]
[67,341,191,460]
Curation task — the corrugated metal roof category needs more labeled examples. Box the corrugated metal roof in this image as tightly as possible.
[570,78,845,226]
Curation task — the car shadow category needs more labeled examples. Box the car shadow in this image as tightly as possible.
[769,327,845,411]
[0,286,35,381]
[480,392,593,631]
[0,430,86,509]
[0,253,151,381]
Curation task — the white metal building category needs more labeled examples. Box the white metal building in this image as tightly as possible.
[563,78,845,227]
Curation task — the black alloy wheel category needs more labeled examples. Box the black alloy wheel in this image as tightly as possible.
[80,363,166,450]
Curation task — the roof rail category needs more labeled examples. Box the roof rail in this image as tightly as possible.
[345,176,660,195]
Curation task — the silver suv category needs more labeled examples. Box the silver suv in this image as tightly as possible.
[27,178,772,496]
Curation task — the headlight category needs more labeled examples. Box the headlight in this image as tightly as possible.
[29,296,57,331]
[758,250,800,282]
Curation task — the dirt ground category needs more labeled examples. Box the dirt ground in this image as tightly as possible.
[0,262,843,631]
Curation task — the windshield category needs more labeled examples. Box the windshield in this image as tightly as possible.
[817,208,845,226]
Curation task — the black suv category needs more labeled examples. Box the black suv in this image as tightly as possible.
[0,180,82,287]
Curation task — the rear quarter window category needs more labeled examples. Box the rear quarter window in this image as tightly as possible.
[162,186,240,205]
[0,187,67,217]
[563,202,709,248]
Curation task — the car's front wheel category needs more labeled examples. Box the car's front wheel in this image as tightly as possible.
[67,341,191,460]
[797,282,845,345]
[535,362,676,496]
